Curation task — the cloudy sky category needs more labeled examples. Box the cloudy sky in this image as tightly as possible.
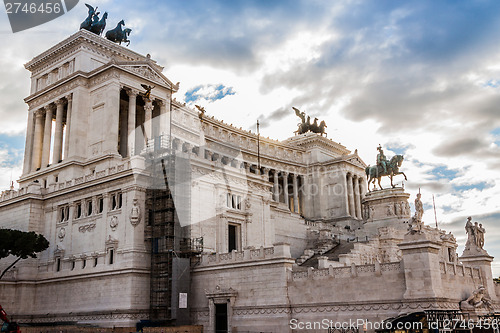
[1,1,500,274]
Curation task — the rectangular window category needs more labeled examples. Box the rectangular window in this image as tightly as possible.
[227,193,242,210]
[65,206,69,221]
[71,260,75,271]
[111,191,123,210]
[94,257,98,267]
[56,258,61,272]
[109,249,114,265]
[76,203,82,219]
[82,259,86,269]
[59,207,65,222]
[98,197,104,213]
[228,224,240,252]
[87,199,93,216]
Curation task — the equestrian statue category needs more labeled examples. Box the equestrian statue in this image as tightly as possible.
[365,145,407,191]
[293,107,327,136]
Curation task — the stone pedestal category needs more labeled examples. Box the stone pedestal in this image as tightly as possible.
[362,188,410,221]
[361,188,410,236]
[460,249,497,301]
[399,231,443,299]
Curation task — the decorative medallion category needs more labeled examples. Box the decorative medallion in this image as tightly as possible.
[110,216,118,231]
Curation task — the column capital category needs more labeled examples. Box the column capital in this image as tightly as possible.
[34,108,45,117]
[46,103,56,111]
[156,98,169,107]
[55,99,65,106]
[66,94,73,102]
[282,171,289,177]
[126,88,139,97]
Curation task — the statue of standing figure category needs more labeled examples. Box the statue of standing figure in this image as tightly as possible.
[408,192,424,233]
[465,217,486,251]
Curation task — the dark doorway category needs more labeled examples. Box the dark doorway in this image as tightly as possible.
[228,225,237,252]
[215,303,228,333]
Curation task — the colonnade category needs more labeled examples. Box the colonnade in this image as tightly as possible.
[124,88,168,156]
[27,95,72,172]
[346,173,365,219]
[169,137,304,214]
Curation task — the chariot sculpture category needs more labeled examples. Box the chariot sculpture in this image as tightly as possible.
[293,107,327,136]
[80,4,132,46]
[79,4,107,36]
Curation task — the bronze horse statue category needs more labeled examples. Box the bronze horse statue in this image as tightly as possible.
[105,20,132,46]
[365,154,407,191]
[90,12,107,35]
[80,4,97,31]
[293,107,327,136]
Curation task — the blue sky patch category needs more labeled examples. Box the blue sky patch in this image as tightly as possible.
[483,80,500,88]
[185,84,236,103]
[0,134,24,168]
[430,165,459,181]
[452,181,492,192]
[385,143,412,156]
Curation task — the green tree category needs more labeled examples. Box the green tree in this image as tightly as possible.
[0,228,49,280]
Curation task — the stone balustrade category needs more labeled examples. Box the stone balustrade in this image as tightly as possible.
[0,161,131,204]
[291,261,403,281]
[440,261,481,280]
[198,243,292,267]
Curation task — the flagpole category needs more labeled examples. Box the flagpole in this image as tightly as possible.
[433,194,438,228]
[257,120,260,170]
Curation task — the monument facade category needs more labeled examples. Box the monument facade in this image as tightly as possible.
[0,29,497,332]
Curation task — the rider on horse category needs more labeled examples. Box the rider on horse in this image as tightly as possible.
[376,145,388,175]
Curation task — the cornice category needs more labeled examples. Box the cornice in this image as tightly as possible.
[25,29,149,73]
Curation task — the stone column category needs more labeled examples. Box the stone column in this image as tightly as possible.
[342,172,349,217]
[63,94,73,159]
[41,104,54,168]
[32,109,45,171]
[22,109,35,174]
[262,167,270,181]
[293,173,299,213]
[347,173,355,217]
[355,177,362,219]
[356,177,363,218]
[127,89,138,156]
[352,175,359,218]
[52,99,65,163]
[143,98,153,147]
[282,172,289,208]
[158,98,168,139]
[273,169,279,202]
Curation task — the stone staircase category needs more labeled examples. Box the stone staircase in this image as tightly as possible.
[296,240,356,268]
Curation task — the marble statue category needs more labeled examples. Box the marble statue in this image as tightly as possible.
[460,286,493,312]
[407,193,424,234]
[465,217,486,251]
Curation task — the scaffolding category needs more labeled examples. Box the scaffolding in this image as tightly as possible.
[146,136,203,325]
